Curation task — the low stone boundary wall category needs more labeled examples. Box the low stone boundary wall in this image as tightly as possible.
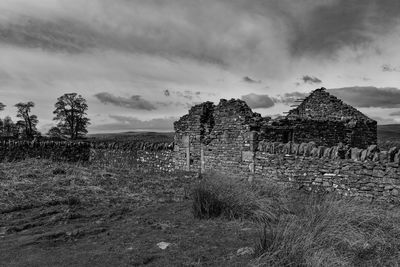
[90,141,173,151]
[89,149,174,172]
[3,138,400,202]
[254,153,400,202]
[257,141,400,163]
[201,141,400,202]
[0,141,90,162]
[0,141,174,168]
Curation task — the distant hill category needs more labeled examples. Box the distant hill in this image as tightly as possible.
[87,131,174,143]
[378,124,400,142]
[377,124,400,149]
[86,126,399,148]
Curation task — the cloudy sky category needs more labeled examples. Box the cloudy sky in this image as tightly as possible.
[0,0,400,133]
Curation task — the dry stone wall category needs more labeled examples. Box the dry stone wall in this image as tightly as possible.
[90,149,174,172]
[174,102,214,171]
[173,99,264,171]
[0,141,91,162]
[286,88,377,148]
[261,119,349,147]
[201,141,400,202]
[89,141,175,172]
[0,140,175,173]
[173,93,387,201]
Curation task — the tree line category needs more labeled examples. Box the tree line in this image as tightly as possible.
[0,93,90,140]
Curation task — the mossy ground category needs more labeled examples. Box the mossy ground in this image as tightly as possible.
[0,159,257,266]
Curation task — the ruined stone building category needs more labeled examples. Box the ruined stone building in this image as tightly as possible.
[264,88,377,148]
[173,87,377,171]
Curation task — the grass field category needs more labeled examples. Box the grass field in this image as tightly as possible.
[193,174,400,266]
[2,160,400,266]
[0,160,258,266]
[1,127,400,266]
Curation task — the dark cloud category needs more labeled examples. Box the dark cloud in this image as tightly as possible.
[289,0,400,56]
[274,92,308,105]
[2,0,400,65]
[382,64,400,72]
[329,86,400,108]
[90,115,177,131]
[0,17,94,53]
[243,76,261,83]
[156,101,185,108]
[302,75,322,84]
[241,93,274,109]
[94,92,156,110]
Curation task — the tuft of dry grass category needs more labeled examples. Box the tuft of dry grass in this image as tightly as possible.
[255,194,400,266]
[192,172,283,224]
[192,172,400,266]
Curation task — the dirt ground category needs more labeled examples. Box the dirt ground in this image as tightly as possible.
[0,160,258,266]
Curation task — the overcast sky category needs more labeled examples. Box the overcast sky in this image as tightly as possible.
[0,0,400,133]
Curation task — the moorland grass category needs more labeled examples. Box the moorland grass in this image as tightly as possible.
[192,172,400,266]
[192,172,281,223]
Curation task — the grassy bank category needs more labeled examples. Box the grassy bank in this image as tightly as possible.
[193,173,400,266]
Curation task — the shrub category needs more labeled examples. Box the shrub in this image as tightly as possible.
[192,172,280,223]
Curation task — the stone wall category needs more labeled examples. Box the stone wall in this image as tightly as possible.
[0,140,175,174]
[90,149,174,172]
[200,141,400,202]
[287,88,372,122]
[0,141,91,162]
[261,119,349,147]
[201,99,260,171]
[173,99,263,171]
[174,91,378,176]
[260,118,378,149]
[351,120,378,148]
[174,102,214,171]
[286,88,377,148]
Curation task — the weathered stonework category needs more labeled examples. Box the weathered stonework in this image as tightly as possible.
[174,87,378,172]
[0,141,91,162]
[173,88,398,201]
[0,140,176,173]
[285,88,377,148]
[90,149,174,172]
